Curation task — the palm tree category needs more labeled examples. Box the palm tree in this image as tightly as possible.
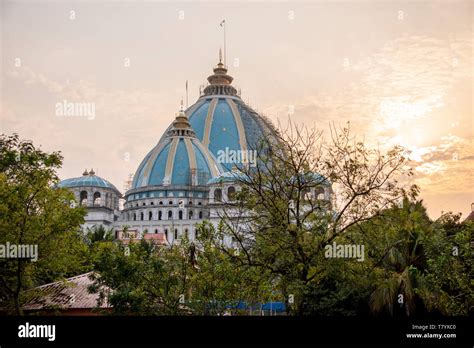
[369,200,430,316]
[85,225,114,245]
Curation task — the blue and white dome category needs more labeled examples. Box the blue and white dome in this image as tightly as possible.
[131,107,224,189]
[59,170,120,194]
[159,58,279,172]
[187,61,278,171]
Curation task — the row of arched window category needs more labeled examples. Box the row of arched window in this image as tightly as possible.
[129,200,203,208]
[132,210,204,221]
[79,190,118,208]
[213,186,236,202]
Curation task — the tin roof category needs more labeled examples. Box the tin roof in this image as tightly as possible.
[23,272,110,310]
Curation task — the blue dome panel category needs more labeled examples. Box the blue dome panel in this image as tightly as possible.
[147,141,171,186]
[171,139,191,186]
[233,99,267,151]
[192,140,212,185]
[188,102,210,140]
[209,99,241,170]
[132,150,154,188]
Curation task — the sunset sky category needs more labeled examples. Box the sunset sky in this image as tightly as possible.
[1,0,472,218]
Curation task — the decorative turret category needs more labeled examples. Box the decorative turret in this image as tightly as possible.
[166,101,196,138]
[203,49,238,96]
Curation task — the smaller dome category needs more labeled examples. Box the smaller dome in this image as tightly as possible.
[132,105,224,189]
[59,173,120,194]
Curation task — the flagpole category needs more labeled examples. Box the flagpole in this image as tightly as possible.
[186,80,188,108]
[220,19,226,67]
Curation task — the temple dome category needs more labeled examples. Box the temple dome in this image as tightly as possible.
[188,60,279,171]
[131,106,224,189]
[59,170,120,194]
[158,57,279,172]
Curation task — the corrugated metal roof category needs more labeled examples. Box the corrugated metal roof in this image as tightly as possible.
[23,272,110,310]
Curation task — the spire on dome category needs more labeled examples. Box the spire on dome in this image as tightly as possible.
[203,49,238,96]
[166,102,196,138]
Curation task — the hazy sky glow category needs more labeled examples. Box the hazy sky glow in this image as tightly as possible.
[1,0,472,218]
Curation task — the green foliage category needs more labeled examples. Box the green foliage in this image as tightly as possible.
[0,133,88,314]
[84,225,115,246]
[421,217,473,315]
[90,222,271,315]
[2,132,471,317]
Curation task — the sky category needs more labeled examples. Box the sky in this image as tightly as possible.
[1,0,472,219]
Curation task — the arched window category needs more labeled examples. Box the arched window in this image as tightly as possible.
[178,210,183,220]
[227,186,236,201]
[140,212,144,221]
[165,229,169,241]
[315,186,325,200]
[149,211,153,220]
[189,211,193,220]
[195,229,199,239]
[80,191,88,206]
[198,211,203,219]
[174,229,178,239]
[168,201,173,205]
[158,211,162,220]
[93,192,101,205]
[185,229,189,238]
[133,213,137,221]
[301,188,311,200]
[151,201,154,205]
[159,201,163,205]
[168,210,173,219]
[214,188,222,202]
[154,229,158,234]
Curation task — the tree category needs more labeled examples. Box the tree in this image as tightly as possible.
[187,221,271,315]
[350,199,432,316]
[0,133,87,314]
[84,225,115,246]
[90,222,271,315]
[421,214,473,315]
[90,239,192,315]
[213,121,416,314]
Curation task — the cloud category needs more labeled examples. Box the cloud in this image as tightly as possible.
[2,65,175,187]
[261,33,473,202]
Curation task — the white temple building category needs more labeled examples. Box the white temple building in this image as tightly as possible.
[58,56,332,244]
